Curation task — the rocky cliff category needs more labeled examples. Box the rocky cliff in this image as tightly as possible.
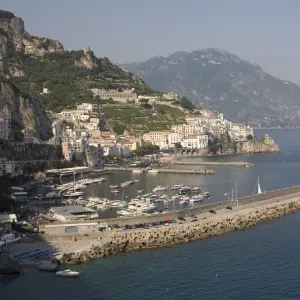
[0,80,52,140]
[236,134,280,154]
[0,11,52,141]
[23,32,64,56]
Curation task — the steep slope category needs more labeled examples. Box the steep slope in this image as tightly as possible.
[123,49,300,127]
[0,10,52,140]
[0,10,151,112]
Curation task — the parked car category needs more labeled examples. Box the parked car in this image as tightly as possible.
[209,209,217,214]
[226,206,233,210]
[178,217,186,221]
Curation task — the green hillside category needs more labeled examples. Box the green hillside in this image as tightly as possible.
[11,50,153,112]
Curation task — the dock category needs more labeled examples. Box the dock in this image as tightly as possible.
[174,161,254,167]
[104,167,216,174]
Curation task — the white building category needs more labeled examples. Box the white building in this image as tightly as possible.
[77,103,93,111]
[0,158,16,176]
[60,109,89,119]
[0,108,12,140]
[168,132,183,147]
[91,88,137,103]
[181,135,208,149]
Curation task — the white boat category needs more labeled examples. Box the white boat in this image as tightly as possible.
[109,185,119,189]
[253,177,262,195]
[190,194,204,202]
[64,191,83,197]
[172,183,184,190]
[153,186,168,192]
[132,169,143,173]
[56,269,80,277]
[148,169,159,174]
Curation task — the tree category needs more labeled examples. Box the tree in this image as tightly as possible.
[247,134,254,140]
[0,175,13,212]
[174,142,182,149]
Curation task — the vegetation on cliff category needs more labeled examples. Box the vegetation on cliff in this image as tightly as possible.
[10,50,153,112]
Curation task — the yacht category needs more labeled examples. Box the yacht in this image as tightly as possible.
[190,194,204,202]
[148,169,159,174]
[64,191,83,198]
[132,169,143,173]
[109,185,119,189]
[56,269,80,277]
[172,183,184,190]
[153,186,168,192]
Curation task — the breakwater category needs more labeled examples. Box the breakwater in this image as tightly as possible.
[174,161,254,167]
[59,193,300,264]
[105,167,216,174]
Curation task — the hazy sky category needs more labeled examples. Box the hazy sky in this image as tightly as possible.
[2,0,300,81]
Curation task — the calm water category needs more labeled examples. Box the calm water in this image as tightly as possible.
[3,129,300,300]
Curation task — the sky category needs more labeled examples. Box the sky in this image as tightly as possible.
[2,0,300,81]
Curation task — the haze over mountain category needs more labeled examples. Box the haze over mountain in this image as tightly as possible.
[123,49,300,127]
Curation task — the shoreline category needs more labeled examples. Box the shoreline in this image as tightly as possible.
[56,191,300,264]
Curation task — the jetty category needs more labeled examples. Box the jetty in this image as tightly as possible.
[105,167,216,174]
[174,161,254,167]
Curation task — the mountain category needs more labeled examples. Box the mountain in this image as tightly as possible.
[0,10,52,140]
[0,10,151,113]
[123,48,300,127]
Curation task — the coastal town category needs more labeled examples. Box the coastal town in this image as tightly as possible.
[0,85,261,174]
[0,9,287,280]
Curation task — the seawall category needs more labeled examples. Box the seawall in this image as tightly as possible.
[59,193,300,264]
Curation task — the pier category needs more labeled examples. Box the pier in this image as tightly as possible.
[174,161,254,167]
[104,167,216,174]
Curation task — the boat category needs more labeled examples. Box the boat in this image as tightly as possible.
[132,169,143,173]
[64,191,83,198]
[137,190,144,194]
[109,185,119,189]
[111,189,120,193]
[179,199,189,205]
[153,186,168,192]
[190,194,204,202]
[148,169,159,174]
[56,269,80,277]
[254,177,262,195]
[38,261,58,272]
[171,183,184,190]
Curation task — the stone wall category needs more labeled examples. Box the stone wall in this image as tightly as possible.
[59,195,300,264]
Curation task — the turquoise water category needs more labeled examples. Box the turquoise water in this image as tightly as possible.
[3,129,300,299]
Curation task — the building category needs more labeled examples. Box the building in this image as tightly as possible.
[91,88,137,103]
[0,214,17,233]
[181,135,208,149]
[168,132,183,147]
[163,92,179,100]
[48,205,98,222]
[77,103,93,111]
[44,222,99,235]
[0,158,16,177]
[143,130,171,144]
[60,109,90,119]
[40,88,49,95]
[0,108,12,140]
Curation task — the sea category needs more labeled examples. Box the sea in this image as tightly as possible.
[2,129,300,300]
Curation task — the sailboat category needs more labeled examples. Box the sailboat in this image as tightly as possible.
[253,177,262,195]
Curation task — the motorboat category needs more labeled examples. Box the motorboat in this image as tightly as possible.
[190,194,204,202]
[56,269,80,277]
[153,186,168,192]
[179,199,189,205]
[111,189,120,193]
[109,185,119,189]
[148,169,159,174]
[172,184,184,190]
[132,169,143,173]
[64,191,83,198]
